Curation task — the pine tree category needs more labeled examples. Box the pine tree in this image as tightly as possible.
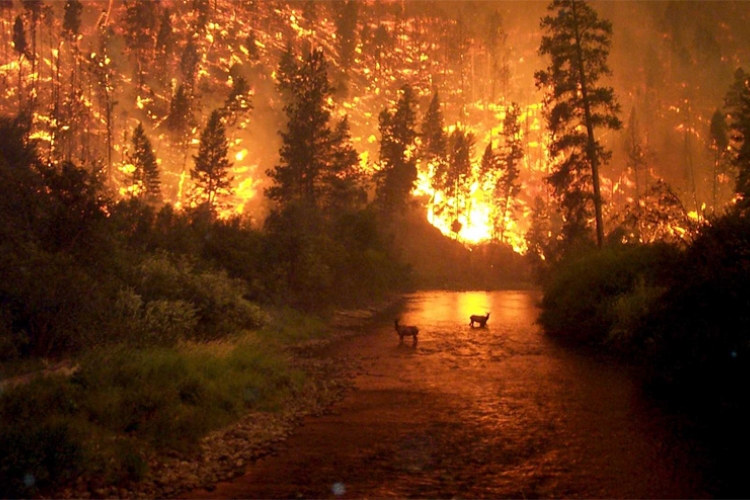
[708,108,729,214]
[192,0,210,33]
[127,123,161,204]
[320,116,365,214]
[623,107,649,209]
[421,91,449,211]
[334,0,358,70]
[724,68,750,211]
[123,0,158,92]
[60,0,83,161]
[266,48,334,209]
[496,103,524,243]
[13,15,27,110]
[21,0,41,95]
[275,43,299,99]
[166,84,194,173]
[484,10,509,101]
[154,8,175,85]
[445,127,475,234]
[375,84,418,215]
[191,110,233,216]
[1,1,12,90]
[420,92,448,167]
[90,22,119,177]
[535,0,622,248]
[180,38,200,90]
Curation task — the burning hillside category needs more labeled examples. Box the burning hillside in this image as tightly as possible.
[1,0,748,252]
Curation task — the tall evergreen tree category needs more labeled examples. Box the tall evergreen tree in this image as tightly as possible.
[708,108,729,214]
[89,22,118,178]
[484,10,509,101]
[244,30,260,61]
[724,68,750,211]
[154,8,175,85]
[375,84,418,215]
[180,38,200,90]
[334,0,358,70]
[320,116,365,214]
[21,0,41,96]
[12,15,27,110]
[420,92,448,167]
[445,127,475,234]
[127,123,161,204]
[166,84,194,173]
[123,0,158,92]
[623,107,648,208]
[192,0,210,33]
[535,0,622,248]
[266,48,335,209]
[191,110,233,216]
[60,0,83,162]
[421,91,449,209]
[0,1,12,90]
[496,102,524,243]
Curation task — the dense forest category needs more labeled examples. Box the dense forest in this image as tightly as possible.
[1,0,750,497]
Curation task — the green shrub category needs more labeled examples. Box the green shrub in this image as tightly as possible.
[539,243,679,345]
[125,253,266,342]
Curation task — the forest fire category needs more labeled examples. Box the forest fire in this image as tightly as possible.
[0,0,748,253]
[5,3,750,499]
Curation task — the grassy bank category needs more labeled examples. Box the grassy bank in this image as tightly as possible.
[0,311,333,498]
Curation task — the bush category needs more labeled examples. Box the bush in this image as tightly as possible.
[119,252,266,344]
[538,243,679,345]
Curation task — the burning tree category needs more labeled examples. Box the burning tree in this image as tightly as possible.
[535,0,622,248]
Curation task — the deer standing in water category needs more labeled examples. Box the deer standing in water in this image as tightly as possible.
[469,312,490,328]
[394,319,419,344]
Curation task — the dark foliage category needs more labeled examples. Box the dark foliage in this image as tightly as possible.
[538,243,679,344]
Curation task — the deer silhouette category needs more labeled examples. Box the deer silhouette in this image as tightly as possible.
[469,312,490,328]
[394,319,419,344]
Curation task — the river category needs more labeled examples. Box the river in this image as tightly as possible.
[188,290,712,498]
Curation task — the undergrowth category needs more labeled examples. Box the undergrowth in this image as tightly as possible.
[0,326,308,498]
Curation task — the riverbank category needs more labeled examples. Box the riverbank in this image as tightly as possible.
[1,299,400,500]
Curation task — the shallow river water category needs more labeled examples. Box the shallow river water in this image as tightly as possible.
[190,290,712,499]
